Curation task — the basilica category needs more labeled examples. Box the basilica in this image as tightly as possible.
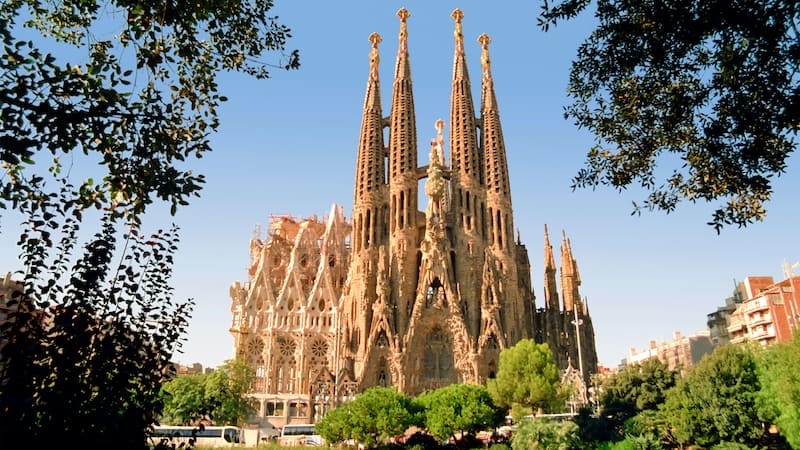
[229,8,597,427]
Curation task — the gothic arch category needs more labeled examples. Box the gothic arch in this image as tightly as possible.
[271,334,298,394]
[422,326,454,387]
[244,337,267,393]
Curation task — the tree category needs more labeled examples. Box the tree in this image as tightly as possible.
[758,334,800,448]
[0,209,193,449]
[160,359,257,427]
[661,344,770,448]
[416,383,504,444]
[0,1,297,448]
[488,339,563,415]
[160,374,208,425]
[599,359,677,431]
[315,387,418,448]
[203,359,257,426]
[1,0,299,222]
[538,0,798,231]
[315,403,354,445]
[511,418,583,450]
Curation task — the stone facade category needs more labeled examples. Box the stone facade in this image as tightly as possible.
[229,9,597,427]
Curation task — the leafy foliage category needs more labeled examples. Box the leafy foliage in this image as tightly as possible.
[0,185,193,449]
[757,334,800,449]
[510,417,583,450]
[415,383,504,443]
[315,387,419,448]
[159,374,208,425]
[1,1,297,448]
[538,0,798,231]
[599,358,677,434]
[203,359,257,426]
[160,359,256,427]
[661,344,769,448]
[1,0,299,222]
[487,339,563,414]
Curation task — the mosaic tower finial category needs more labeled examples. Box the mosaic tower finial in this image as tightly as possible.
[478,33,492,81]
[452,9,464,54]
[397,7,410,53]
[369,32,382,80]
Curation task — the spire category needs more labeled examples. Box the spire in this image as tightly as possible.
[449,8,480,186]
[543,224,560,311]
[452,8,464,54]
[480,33,514,255]
[353,32,386,251]
[388,7,417,189]
[387,9,419,338]
[450,9,486,236]
[479,33,510,200]
[560,229,581,311]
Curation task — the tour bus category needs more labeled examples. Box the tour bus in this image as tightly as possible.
[150,425,242,448]
[279,423,324,446]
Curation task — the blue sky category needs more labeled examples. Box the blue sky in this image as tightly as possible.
[2,1,798,370]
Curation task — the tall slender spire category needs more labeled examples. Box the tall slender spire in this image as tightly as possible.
[560,230,581,311]
[480,33,513,255]
[543,224,560,311]
[388,7,418,224]
[448,8,483,241]
[353,32,386,252]
[388,8,419,338]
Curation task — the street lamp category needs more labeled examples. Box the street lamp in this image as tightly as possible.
[570,303,587,404]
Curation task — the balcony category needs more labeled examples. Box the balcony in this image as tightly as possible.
[744,298,769,313]
[747,313,772,327]
[749,326,774,340]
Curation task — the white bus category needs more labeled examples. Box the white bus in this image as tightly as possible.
[150,425,242,448]
[279,423,324,446]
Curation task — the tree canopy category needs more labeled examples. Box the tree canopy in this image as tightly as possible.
[160,359,257,427]
[511,417,583,450]
[315,387,418,448]
[416,383,504,443]
[661,344,770,448]
[0,215,192,449]
[757,334,800,449]
[1,0,299,222]
[488,339,563,415]
[599,358,677,426]
[539,0,799,231]
[0,1,297,448]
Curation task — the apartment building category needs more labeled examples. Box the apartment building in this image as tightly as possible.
[625,330,714,373]
[727,276,800,347]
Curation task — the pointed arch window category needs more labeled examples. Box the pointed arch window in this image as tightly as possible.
[426,277,442,306]
[376,330,389,348]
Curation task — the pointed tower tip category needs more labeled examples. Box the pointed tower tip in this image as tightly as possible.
[478,33,492,81]
[435,118,445,136]
[369,32,382,47]
[368,32,382,80]
[397,7,410,21]
[397,8,410,53]
[452,8,464,53]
